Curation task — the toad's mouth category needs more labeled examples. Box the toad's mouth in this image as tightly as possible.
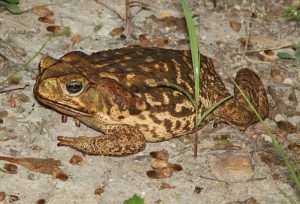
[35,93,92,117]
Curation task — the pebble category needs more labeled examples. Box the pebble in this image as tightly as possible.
[274,114,287,122]
[283,78,293,85]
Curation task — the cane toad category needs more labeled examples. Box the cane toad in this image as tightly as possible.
[34,47,268,156]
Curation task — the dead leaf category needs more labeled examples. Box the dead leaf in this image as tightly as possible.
[288,143,300,154]
[32,6,54,17]
[151,159,169,169]
[36,199,46,204]
[244,197,258,204]
[8,195,19,203]
[229,20,241,32]
[276,121,297,134]
[110,26,125,37]
[94,186,105,196]
[147,149,182,179]
[70,34,81,45]
[258,50,276,62]
[160,182,175,190]
[0,192,5,202]
[46,25,62,33]
[46,26,71,37]
[69,154,83,165]
[38,16,55,24]
[150,149,169,161]
[167,163,183,171]
[147,167,173,179]
[1,163,18,174]
[271,68,285,83]
[0,155,68,181]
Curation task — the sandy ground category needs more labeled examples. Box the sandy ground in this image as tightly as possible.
[0,0,300,203]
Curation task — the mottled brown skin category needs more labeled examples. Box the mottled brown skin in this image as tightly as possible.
[34,47,269,156]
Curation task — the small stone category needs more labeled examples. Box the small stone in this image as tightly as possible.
[208,152,254,182]
[283,78,293,85]
[274,114,286,122]
[27,173,37,180]
[194,186,203,194]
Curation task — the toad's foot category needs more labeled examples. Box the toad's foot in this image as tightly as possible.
[57,125,146,156]
[216,68,269,129]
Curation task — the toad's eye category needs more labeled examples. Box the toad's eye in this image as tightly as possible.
[66,80,83,94]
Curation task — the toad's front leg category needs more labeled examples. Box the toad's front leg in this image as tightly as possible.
[57,124,146,156]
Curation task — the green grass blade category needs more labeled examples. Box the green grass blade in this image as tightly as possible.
[147,81,196,108]
[233,80,300,192]
[0,36,52,86]
[180,0,200,106]
[196,95,232,126]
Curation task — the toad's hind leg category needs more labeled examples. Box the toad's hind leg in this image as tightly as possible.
[57,125,146,156]
[216,68,269,129]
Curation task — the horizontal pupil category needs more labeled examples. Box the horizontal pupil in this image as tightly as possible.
[66,81,82,93]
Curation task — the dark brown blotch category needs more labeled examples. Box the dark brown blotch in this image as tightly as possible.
[163,119,173,132]
[149,113,162,124]
[171,106,194,117]
[175,120,181,130]
[183,120,191,131]
[118,115,125,120]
